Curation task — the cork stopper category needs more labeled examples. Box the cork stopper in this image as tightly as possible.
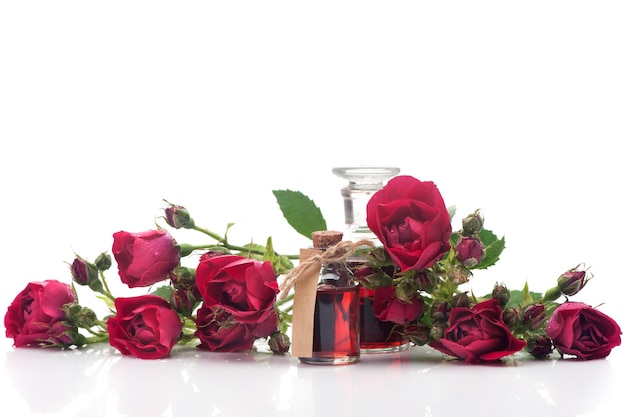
[312,230,343,249]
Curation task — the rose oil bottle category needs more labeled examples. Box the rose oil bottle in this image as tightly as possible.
[298,231,360,365]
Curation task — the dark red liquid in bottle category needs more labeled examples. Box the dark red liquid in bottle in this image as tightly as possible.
[299,262,360,365]
[359,288,410,352]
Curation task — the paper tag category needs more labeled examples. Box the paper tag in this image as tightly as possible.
[290,248,322,358]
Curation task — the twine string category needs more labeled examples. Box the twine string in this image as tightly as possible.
[278,239,375,300]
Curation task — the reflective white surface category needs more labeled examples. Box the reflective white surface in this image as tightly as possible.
[2,337,623,417]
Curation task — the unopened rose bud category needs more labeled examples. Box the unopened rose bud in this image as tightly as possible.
[462,210,484,236]
[447,264,471,285]
[415,271,436,292]
[492,283,510,308]
[164,203,194,229]
[451,292,471,308]
[353,265,392,288]
[170,289,197,317]
[526,334,553,358]
[455,236,484,268]
[431,301,451,322]
[404,323,430,346]
[503,307,522,328]
[395,278,419,303]
[170,266,196,291]
[268,331,291,354]
[523,303,546,331]
[94,252,112,271]
[557,267,588,297]
[71,257,99,286]
[429,322,446,341]
[64,303,98,328]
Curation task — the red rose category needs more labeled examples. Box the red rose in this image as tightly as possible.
[195,253,279,324]
[107,295,182,359]
[112,230,180,288]
[4,280,77,347]
[546,302,622,360]
[429,298,526,363]
[373,285,424,324]
[195,305,278,352]
[366,175,452,272]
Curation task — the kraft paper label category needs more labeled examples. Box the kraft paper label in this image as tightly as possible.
[290,248,322,358]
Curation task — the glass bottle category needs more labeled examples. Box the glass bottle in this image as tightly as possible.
[298,231,360,365]
[332,166,410,353]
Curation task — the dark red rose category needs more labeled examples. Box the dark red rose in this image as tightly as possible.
[546,302,622,360]
[107,295,182,359]
[4,280,77,347]
[373,285,424,324]
[112,229,180,288]
[195,305,278,352]
[366,175,452,272]
[195,253,279,324]
[429,298,526,363]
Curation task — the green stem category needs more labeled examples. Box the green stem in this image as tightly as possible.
[84,333,109,344]
[98,272,116,302]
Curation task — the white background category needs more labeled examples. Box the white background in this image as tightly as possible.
[1,0,624,350]
[1,3,625,417]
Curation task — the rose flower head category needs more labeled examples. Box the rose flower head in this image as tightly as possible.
[5,280,79,348]
[546,302,621,360]
[107,295,183,359]
[195,253,279,324]
[112,229,181,288]
[429,298,526,363]
[366,175,452,272]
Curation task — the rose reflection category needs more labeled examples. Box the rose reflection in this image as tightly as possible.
[289,347,617,417]
[4,346,113,414]
[166,347,294,417]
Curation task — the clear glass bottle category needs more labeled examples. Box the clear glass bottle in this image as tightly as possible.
[298,231,360,365]
[332,166,410,353]
[331,166,401,244]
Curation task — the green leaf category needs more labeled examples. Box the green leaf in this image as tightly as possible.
[151,285,175,301]
[505,286,543,308]
[272,189,327,240]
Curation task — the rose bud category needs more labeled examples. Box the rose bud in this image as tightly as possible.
[526,334,553,358]
[461,209,484,236]
[404,323,430,346]
[268,331,291,354]
[492,282,510,308]
[429,322,446,341]
[170,289,198,317]
[455,236,484,268]
[70,257,99,286]
[430,300,451,322]
[503,307,522,329]
[523,303,546,331]
[94,252,112,271]
[557,267,589,297]
[451,292,471,308]
[64,303,98,328]
[415,271,436,292]
[164,203,194,229]
[353,265,392,288]
[447,264,471,285]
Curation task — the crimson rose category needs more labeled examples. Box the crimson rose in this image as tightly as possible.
[195,253,279,324]
[366,175,452,272]
[4,280,77,347]
[546,302,622,360]
[373,285,424,324]
[107,295,182,359]
[112,229,180,288]
[429,298,526,363]
[195,305,278,352]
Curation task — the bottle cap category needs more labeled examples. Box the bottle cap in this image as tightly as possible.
[312,231,343,249]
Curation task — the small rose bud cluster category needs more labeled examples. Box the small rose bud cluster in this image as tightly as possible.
[454,210,485,268]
